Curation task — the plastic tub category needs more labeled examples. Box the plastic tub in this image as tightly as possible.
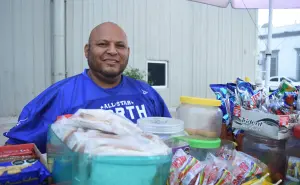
[137,117,185,140]
[242,132,287,183]
[176,136,221,161]
[176,96,222,138]
[47,127,172,185]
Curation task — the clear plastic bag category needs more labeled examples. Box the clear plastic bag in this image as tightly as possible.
[50,109,171,156]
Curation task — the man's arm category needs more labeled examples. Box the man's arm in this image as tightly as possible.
[4,89,65,153]
[151,89,171,118]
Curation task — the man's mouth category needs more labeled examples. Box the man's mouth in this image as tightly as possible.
[104,59,119,63]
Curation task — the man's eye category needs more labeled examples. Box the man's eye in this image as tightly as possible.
[116,44,126,48]
[97,43,107,47]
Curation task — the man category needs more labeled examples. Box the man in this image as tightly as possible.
[4,22,171,153]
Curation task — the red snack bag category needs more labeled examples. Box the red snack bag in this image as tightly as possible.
[202,164,220,185]
[0,144,37,162]
[214,169,236,185]
[181,160,206,185]
[169,149,190,185]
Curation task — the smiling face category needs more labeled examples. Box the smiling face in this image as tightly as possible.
[85,22,130,79]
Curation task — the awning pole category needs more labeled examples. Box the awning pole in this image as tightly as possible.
[264,0,273,90]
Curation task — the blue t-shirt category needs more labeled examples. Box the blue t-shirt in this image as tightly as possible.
[4,69,171,153]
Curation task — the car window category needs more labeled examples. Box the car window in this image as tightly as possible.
[270,78,278,82]
[288,77,297,82]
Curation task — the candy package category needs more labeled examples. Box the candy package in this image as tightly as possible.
[169,149,267,185]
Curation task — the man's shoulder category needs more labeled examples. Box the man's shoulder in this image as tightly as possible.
[123,76,154,90]
[123,76,159,96]
[48,74,84,93]
[33,73,85,103]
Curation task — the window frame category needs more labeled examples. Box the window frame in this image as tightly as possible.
[147,60,168,89]
[261,50,279,79]
[270,50,279,77]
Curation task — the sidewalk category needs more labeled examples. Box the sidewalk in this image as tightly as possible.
[0,117,17,145]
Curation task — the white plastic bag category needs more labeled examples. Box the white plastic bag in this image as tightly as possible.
[51,109,171,156]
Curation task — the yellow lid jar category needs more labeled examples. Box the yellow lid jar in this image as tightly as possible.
[176,96,223,138]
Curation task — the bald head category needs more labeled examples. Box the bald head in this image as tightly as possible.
[88,22,128,45]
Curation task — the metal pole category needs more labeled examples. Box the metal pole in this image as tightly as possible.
[264,0,273,89]
[53,0,66,83]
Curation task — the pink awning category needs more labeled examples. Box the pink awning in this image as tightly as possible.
[189,0,300,9]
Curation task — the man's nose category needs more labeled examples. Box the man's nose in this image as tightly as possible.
[107,43,117,55]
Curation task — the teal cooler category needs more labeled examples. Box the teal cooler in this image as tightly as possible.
[47,126,172,185]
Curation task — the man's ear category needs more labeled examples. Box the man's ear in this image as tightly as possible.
[84,44,89,58]
[128,47,130,56]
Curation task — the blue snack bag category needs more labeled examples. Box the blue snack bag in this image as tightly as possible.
[210,84,227,100]
[0,159,50,185]
[210,84,230,125]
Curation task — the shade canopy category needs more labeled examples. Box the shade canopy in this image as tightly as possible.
[189,0,300,9]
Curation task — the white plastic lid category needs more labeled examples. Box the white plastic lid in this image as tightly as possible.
[137,117,184,134]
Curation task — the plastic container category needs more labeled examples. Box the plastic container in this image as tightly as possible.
[285,124,300,184]
[47,127,172,185]
[176,136,221,161]
[242,132,287,184]
[176,96,223,138]
[164,138,190,154]
[137,117,185,140]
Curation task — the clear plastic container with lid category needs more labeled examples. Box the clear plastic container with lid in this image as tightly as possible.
[176,96,223,138]
[137,117,186,140]
[137,117,189,154]
[285,125,300,184]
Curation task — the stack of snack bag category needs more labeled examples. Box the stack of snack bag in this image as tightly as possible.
[47,109,172,185]
[167,144,268,185]
[0,143,50,185]
[210,78,300,146]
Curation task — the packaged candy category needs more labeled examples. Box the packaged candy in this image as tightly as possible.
[203,153,229,185]
[0,159,50,185]
[210,84,229,124]
[181,160,205,185]
[202,164,220,185]
[214,168,236,185]
[169,149,190,185]
[283,92,297,109]
[210,84,228,100]
[278,80,296,93]
[0,145,37,163]
[231,151,266,185]
[177,156,198,183]
[236,79,256,110]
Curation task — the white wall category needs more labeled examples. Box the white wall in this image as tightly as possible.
[0,0,258,117]
[65,0,258,108]
[258,25,300,79]
[0,0,52,117]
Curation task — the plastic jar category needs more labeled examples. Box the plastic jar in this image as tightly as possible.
[176,96,222,138]
[137,117,185,141]
[177,136,221,161]
[285,125,300,184]
[164,138,190,155]
[242,132,287,183]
